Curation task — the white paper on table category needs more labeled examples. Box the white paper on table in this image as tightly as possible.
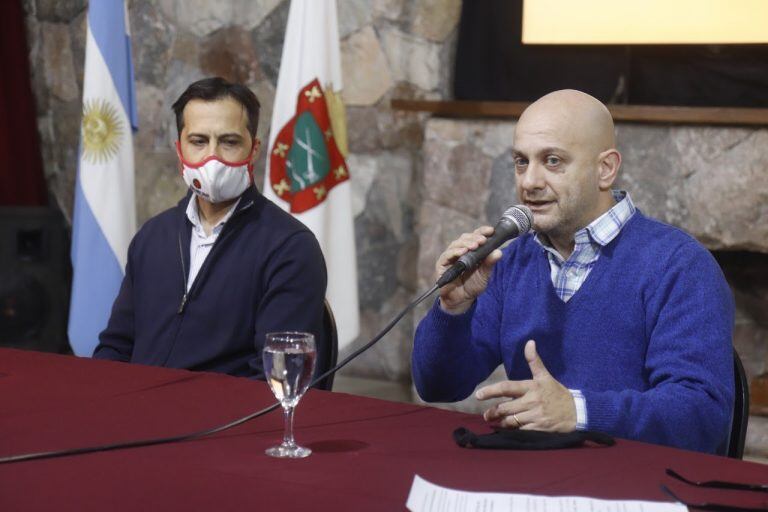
[406,475,688,512]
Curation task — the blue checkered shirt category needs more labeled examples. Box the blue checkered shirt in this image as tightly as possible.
[534,190,636,303]
[533,190,636,430]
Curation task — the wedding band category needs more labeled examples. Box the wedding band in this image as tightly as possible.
[512,413,522,428]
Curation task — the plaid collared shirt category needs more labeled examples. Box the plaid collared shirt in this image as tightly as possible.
[533,190,636,303]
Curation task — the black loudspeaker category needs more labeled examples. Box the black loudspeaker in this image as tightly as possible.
[0,207,70,353]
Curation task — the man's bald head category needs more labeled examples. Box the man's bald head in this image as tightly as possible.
[516,89,616,154]
[512,89,622,254]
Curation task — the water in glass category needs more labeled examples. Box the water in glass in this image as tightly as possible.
[263,332,316,458]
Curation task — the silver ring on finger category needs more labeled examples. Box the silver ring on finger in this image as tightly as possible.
[512,413,522,428]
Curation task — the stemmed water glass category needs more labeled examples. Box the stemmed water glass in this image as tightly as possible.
[263,331,317,458]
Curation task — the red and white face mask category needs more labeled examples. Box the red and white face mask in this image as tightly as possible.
[176,141,255,203]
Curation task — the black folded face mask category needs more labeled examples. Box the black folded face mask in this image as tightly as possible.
[453,427,615,450]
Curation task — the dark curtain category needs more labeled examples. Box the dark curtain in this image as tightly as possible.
[454,0,768,107]
[454,0,626,103]
[0,0,47,207]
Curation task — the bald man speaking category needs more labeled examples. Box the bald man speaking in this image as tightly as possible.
[412,90,735,454]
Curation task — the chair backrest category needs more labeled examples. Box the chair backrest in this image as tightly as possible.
[728,347,749,459]
[313,299,338,391]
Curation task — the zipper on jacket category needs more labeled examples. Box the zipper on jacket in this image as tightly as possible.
[176,197,254,315]
[162,192,257,366]
[178,233,189,314]
[177,293,188,314]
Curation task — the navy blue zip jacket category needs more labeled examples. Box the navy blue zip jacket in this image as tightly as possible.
[94,187,328,379]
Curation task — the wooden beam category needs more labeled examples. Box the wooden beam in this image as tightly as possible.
[391,99,768,126]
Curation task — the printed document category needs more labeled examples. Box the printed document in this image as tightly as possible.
[406,475,687,512]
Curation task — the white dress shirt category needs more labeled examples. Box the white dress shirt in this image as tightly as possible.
[184,196,240,291]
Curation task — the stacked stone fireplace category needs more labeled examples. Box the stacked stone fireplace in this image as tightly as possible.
[414,117,768,456]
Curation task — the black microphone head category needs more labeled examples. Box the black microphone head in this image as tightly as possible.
[440,205,533,287]
[501,205,533,234]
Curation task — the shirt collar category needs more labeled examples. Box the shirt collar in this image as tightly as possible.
[533,190,636,253]
[185,195,240,238]
[584,190,636,246]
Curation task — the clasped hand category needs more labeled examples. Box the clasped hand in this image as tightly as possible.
[476,340,577,432]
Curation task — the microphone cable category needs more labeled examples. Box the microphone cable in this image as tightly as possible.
[0,284,439,464]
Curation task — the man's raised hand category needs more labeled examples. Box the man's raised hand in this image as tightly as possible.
[475,340,577,432]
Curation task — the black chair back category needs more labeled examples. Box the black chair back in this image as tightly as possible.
[313,299,338,391]
[728,348,749,459]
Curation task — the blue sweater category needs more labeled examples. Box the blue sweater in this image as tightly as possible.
[413,211,734,454]
[94,187,328,379]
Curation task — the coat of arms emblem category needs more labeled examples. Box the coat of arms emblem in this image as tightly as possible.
[269,78,350,213]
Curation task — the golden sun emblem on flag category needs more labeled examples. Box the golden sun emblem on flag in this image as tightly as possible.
[81,99,123,164]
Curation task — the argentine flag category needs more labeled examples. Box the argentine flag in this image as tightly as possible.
[69,0,137,356]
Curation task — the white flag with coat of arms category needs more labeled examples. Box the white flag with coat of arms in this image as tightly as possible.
[265,0,360,350]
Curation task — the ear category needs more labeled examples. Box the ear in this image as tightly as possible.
[597,149,621,190]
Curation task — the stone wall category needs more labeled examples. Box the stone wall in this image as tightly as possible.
[416,118,768,456]
[22,0,460,382]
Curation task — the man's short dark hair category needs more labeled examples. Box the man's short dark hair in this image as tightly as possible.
[171,77,261,139]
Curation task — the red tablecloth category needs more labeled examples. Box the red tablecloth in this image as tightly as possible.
[1,348,766,511]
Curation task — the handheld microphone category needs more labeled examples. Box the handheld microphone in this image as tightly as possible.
[436,205,533,288]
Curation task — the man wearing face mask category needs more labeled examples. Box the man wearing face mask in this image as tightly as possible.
[94,77,328,380]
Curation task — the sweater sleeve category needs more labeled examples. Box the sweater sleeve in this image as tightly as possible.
[93,239,137,362]
[412,257,507,403]
[250,230,327,381]
[581,241,735,454]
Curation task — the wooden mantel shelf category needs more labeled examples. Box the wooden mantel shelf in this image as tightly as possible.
[391,99,768,126]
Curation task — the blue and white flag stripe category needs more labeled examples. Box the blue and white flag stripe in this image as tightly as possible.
[88,1,137,128]
[68,0,137,356]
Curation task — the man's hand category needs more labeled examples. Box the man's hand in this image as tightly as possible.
[475,340,577,432]
[436,226,503,315]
